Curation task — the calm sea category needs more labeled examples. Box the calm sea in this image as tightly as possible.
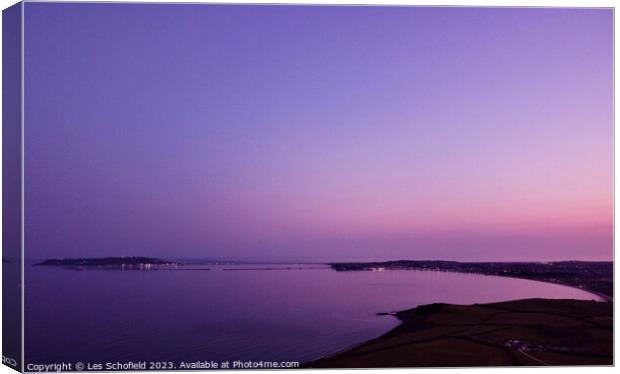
[25,263,601,365]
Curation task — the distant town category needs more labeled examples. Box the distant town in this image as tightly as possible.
[36,257,613,301]
[36,257,178,270]
[330,260,613,301]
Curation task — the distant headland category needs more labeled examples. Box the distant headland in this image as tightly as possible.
[36,257,178,269]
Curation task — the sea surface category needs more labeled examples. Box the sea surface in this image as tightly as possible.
[25,263,602,365]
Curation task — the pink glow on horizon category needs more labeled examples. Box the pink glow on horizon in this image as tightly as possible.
[25,5,612,261]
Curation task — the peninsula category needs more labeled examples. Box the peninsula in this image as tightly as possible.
[36,257,178,269]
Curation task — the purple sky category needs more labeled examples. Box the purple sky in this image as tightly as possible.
[24,4,613,261]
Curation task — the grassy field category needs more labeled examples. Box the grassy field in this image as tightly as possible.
[307,298,612,367]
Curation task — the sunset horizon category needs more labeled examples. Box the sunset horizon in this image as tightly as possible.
[23,4,612,262]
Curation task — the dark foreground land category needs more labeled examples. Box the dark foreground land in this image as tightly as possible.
[330,260,613,301]
[307,298,613,367]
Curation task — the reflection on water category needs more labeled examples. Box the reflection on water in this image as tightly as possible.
[25,264,601,364]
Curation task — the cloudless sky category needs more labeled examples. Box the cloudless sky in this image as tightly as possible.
[24,4,613,261]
